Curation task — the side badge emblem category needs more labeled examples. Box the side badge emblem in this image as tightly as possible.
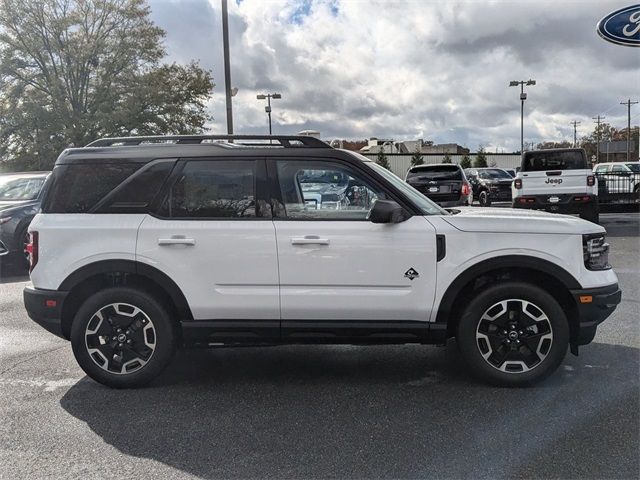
[404,268,419,280]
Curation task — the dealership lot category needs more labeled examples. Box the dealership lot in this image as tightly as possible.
[0,213,638,479]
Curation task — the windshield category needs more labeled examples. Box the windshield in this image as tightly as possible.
[407,165,462,180]
[625,163,640,173]
[522,150,587,171]
[365,162,448,215]
[0,175,47,201]
[478,169,512,180]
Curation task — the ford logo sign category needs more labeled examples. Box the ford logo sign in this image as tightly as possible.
[597,4,640,47]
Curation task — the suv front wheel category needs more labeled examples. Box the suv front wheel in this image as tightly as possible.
[457,282,569,386]
[70,287,176,388]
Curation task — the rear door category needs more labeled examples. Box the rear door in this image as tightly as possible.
[136,158,279,323]
[520,150,591,196]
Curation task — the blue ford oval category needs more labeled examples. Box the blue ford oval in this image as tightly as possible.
[597,4,640,46]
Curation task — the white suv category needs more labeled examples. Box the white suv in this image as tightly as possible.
[24,136,621,388]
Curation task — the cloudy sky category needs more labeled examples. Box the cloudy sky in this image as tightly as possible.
[148,0,639,151]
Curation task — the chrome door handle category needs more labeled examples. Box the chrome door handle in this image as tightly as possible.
[158,237,196,246]
[290,236,330,245]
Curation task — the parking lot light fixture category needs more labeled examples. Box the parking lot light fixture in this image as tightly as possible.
[256,93,282,135]
[509,79,537,155]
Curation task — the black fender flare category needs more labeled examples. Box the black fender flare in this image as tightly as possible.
[59,259,193,320]
[434,255,581,326]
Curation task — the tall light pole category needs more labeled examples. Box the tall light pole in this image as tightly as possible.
[256,93,281,135]
[221,0,233,134]
[509,79,536,155]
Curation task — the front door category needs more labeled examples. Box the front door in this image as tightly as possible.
[270,158,438,327]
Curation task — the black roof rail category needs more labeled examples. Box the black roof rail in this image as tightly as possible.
[86,135,330,148]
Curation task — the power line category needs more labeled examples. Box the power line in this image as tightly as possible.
[620,99,638,162]
[570,120,581,147]
[592,115,605,163]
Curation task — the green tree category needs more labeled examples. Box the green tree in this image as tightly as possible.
[473,147,488,168]
[376,149,390,170]
[410,143,424,166]
[0,0,214,171]
[459,154,472,169]
[442,152,452,163]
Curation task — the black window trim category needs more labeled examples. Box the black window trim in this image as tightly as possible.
[149,157,272,221]
[266,156,418,222]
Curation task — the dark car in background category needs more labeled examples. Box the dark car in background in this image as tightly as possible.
[465,167,513,206]
[405,164,472,207]
[0,172,49,268]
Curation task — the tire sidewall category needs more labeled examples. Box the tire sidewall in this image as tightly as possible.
[70,287,176,388]
[457,282,569,387]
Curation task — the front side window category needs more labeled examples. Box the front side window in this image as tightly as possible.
[160,160,256,218]
[595,165,609,174]
[276,160,384,220]
[612,164,627,173]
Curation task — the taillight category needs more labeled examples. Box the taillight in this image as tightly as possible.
[514,178,522,189]
[587,175,595,186]
[461,183,471,196]
[26,231,38,273]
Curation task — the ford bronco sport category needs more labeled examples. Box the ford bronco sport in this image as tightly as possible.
[24,135,621,388]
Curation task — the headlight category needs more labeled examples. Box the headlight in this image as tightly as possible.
[583,233,611,271]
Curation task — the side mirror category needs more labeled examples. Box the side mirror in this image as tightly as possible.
[368,199,409,224]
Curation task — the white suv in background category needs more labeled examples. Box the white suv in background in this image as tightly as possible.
[24,136,621,388]
[512,148,599,223]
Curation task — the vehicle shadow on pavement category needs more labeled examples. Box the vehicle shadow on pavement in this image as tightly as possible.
[0,257,29,284]
[60,341,639,479]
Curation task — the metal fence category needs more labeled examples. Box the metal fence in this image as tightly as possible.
[595,171,640,205]
[361,153,522,179]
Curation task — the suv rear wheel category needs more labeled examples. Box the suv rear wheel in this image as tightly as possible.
[456,282,569,386]
[70,287,176,388]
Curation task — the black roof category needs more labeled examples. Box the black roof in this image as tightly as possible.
[56,135,344,165]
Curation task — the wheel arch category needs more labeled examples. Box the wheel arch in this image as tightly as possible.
[59,260,192,339]
[436,255,581,339]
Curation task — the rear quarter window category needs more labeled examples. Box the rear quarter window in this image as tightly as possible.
[522,151,587,171]
[43,163,141,213]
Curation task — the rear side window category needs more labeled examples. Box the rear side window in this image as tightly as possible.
[95,161,175,213]
[522,151,587,171]
[159,160,257,218]
[43,163,141,213]
[407,165,462,180]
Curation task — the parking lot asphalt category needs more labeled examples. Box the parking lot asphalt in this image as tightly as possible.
[0,213,638,480]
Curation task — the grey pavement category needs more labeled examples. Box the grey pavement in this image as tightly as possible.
[0,213,638,479]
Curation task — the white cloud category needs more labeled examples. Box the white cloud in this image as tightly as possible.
[149,0,639,150]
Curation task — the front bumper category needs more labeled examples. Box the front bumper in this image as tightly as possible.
[23,286,69,339]
[570,283,621,345]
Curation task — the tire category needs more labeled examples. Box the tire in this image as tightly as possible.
[70,287,177,388]
[456,282,569,387]
[579,203,599,224]
[479,190,491,207]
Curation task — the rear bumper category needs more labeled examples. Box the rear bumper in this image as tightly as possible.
[570,283,621,345]
[513,194,597,213]
[23,286,69,339]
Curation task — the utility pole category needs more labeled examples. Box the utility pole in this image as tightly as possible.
[221,0,233,134]
[620,99,638,162]
[592,115,605,163]
[570,120,581,147]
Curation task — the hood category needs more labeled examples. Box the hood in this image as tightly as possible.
[442,207,604,235]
